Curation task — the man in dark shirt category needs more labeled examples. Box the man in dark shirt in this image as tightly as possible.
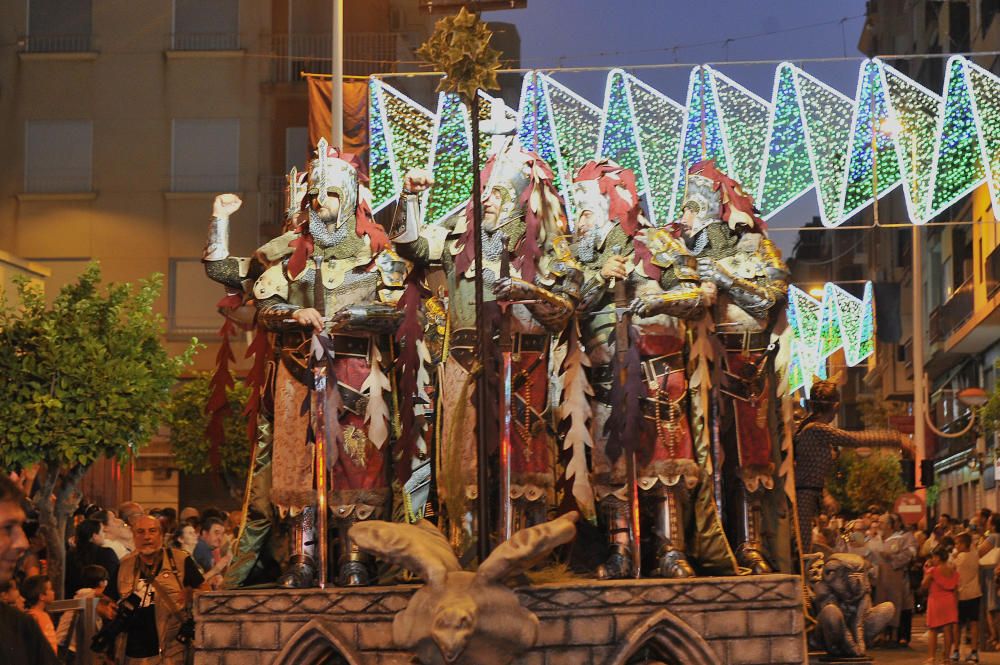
[192,516,225,574]
[0,475,60,665]
[118,514,205,664]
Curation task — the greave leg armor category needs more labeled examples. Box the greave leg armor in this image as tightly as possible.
[735,489,773,574]
[278,506,317,588]
[651,488,695,578]
[596,496,635,580]
[337,519,372,587]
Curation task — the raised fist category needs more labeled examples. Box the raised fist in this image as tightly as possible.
[403,168,434,194]
[213,193,243,218]
[600,254,628,281]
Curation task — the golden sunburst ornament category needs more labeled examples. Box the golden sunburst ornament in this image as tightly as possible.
[417,6,501,104]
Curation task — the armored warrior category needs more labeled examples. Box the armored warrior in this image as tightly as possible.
[794,380,910,555]
[394,140,578,552]
[570,159,734,578]
[677,160,789,573]
[202,167,308,587]
[249,140,404,586]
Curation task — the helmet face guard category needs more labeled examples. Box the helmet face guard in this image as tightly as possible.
[309,138,359,224]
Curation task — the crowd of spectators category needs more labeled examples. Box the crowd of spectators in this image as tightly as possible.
[810,506,1000,663]
[0,472,239,664]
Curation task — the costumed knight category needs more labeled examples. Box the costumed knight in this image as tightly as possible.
[393,130,580,555]
[202,166,309,588]
[569,159,736,578]
[247,140,406,586]
[678,160,790,573]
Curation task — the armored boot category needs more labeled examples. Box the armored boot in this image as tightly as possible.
[278,506,317,588]
[337,519,372,587]
[735,491,773,575]
[596,496,635,580]
[651,488,694,578]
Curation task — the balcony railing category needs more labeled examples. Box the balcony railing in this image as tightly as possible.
[987,244,1000,298]
[19,33,93,53]
[170,32,241,51]
[267,32,400,81]
[938,276,975,338]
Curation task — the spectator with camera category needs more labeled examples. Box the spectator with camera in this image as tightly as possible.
[108,514,206,664]
[0,475,59,665]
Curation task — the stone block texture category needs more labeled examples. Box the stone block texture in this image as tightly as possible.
[195,574,807,665]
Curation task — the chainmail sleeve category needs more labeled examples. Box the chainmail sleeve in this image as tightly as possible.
[807,422,903,449]
[726,275,786,319]
[204,257,265,291]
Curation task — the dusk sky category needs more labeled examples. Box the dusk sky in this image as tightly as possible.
[482,0,873,252]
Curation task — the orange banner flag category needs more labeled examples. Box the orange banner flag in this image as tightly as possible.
[307,77,370,174]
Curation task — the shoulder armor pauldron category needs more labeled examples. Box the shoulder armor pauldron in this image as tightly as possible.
[253,264,290,300]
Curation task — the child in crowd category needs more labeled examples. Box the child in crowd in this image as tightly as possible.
[923,546,960,664]
[0,578,25,610]
[21,574,58,655]
[954,533,982,662]
[55,564,111,660]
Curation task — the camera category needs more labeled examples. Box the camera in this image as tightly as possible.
[90,592,141,655]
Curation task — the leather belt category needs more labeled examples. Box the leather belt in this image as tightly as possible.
[717,331,771,351]
[450,329,548,354]
[331,334,371,359]
[337,381,369,416]
[640,352,684,386]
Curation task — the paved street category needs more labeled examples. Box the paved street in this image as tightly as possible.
[864,615,1000,664]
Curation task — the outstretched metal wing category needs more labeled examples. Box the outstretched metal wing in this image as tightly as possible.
[350,520,461,586]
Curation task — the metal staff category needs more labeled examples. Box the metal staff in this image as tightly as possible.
[612,249,642,579]
[497,236,513,543]
[311,254,330,588]
[470,93,492,562]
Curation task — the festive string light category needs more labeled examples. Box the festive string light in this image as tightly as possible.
[786,283,875,394]
[369,79,435,213]
[371,55,1000,227]
[368,79,395,212]
[710,66,771,206]
[841,60,901,220]
[929,57,986,218]
[758,64,812,218]
[880,62,941,223]
[624,73,686,225]
[794,66,854,225]
[599,70,647,197]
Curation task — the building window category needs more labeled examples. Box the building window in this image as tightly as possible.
[25,0,92,52]
[169,259,225,335]
[171,119,239,192]
[172,0,239,50]
[285,127,309,172]
[25,120,93,193]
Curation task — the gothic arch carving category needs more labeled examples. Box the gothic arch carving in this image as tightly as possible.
[605,609,719,665]
[271,618,364,665]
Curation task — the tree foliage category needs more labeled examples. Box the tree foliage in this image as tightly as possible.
[0,263,197,596]
[827,449,907,516]
[166,372,251,495]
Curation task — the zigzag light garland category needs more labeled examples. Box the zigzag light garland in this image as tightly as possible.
[369,55,1000,226]
[786,282,875,395]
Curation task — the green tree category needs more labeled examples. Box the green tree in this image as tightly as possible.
[166,372,251,497]
[827,449,907,516]
[0,264,197,597]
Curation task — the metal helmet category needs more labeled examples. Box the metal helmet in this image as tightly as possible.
[309,138,359,221]
[482,142,533,227]
[679,170,723,234]
[285,166,308,221]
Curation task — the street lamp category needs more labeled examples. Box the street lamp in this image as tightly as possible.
[921,382,986,439]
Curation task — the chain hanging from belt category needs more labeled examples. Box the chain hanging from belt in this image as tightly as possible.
[652,386,683,458]
[514,368,534,461]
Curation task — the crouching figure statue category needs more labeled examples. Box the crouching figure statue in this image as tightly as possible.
[807,552,894,659]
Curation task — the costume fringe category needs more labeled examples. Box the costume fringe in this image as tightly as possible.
[557,322,596,520]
